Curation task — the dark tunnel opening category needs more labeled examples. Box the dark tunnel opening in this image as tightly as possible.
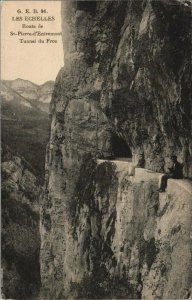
[75,1,97,14]
[111,133,132,159]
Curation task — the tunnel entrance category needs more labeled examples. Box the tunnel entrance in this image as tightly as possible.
[75,1,96,14]
[111,133,132,160]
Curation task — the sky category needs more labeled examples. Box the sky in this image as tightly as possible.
[1,0,64,84]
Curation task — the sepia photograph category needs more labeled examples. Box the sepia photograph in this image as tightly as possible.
[1,0,192,299]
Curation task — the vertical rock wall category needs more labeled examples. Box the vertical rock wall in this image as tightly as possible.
[40,1,192,299]
[54,0,192,173]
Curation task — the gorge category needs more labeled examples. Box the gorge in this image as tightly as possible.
[2,0,192,299]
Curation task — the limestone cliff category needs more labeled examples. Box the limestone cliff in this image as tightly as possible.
[40,1,192,299]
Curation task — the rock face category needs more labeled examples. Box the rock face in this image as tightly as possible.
[40,1,192,299]
[50,0,192,173]
[1,145,41,299]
